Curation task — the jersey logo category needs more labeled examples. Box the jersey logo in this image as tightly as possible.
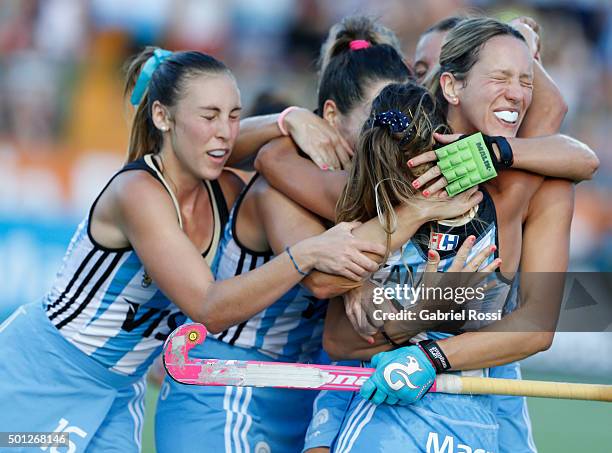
[41,418,88,453]
[430,232,460,251]
[141,269,152,288]
[426,431,493,453]
[383,355,421,390]
[312,408,329,428]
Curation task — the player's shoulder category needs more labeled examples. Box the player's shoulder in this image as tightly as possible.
[527,178,575,213]
[500,169,544,195]
[112,169,167,200]
[491,169,543,217]
[105,168,174,219]
[218,168,247,207]
[250,173,288,205]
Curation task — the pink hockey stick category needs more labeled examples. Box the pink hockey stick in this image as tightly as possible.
[162,323,612,401]
[163,322,433,392]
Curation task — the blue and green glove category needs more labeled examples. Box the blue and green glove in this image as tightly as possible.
[359,340,451,405]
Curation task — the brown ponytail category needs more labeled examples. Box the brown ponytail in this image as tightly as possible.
[336,82,450,260]
[316,16,411,116]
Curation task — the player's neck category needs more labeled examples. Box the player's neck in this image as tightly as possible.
[156,149,202,203]
[447,110,476,135]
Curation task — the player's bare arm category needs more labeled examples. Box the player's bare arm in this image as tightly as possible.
[255,137,348,221]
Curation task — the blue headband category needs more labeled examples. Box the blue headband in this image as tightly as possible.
[130,48,173,106]
[373,110,410,133]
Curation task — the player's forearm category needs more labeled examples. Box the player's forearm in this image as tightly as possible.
[510,134,599,182]
[255,139,342,220]
[195,249,314,333]
[518,59,567,138]
[436,181,571,371]
[457,268,565,367]
[512,61,600,182]
[229,114,283,169]
[323,298,390,360]
[304,204,430,299]
[436,330,554,370]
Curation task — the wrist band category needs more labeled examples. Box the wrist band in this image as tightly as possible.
[285,246,308,276]
[417,340,452,373]
[483,135,514,169]
[277,106,300,136]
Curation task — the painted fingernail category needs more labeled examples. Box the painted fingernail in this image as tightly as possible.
[423,190,430,197]
[408,160,414,167]
[469,235,476,243]
[367,337,375,344]
[412,180,420,189]
[321,164,328,170]
[428,250,436,259]
[490,245,497,252]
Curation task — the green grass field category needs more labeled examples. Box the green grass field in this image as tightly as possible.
[141,371,612,452]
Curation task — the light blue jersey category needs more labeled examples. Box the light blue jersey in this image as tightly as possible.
[308,189,514,452]
[43,216,186,376]
[44,155,227,376]
[373,188,508,378]
[0,155,229,452]
[210,177,326,362]
[156,175,327,453]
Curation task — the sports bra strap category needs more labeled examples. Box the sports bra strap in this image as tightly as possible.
[143,154,183,230]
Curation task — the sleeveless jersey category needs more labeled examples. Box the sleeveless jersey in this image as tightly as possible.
[370,188,515,377]
[210,175,327,362]
[43,155,229,376]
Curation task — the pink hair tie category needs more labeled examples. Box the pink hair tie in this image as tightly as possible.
[349,39,371,51]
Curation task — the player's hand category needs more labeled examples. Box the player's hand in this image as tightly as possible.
[510,16,541,61]
[406,186,483,221]
[418,236,501,319]
[407,132,465,196]
[299,222,385,281]
[422,236,501,292]
[284,108,353,171]
[360,346,435,405]
[443,235,502,273]
[343,283,389,343]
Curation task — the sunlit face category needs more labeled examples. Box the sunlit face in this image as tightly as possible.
[450,35,533,138]
[335,79,399,149]
[168,72,241,180]
[414,30,447,83]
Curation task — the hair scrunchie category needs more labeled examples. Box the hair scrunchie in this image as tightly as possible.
[373,110,410,133]
[349,39,371,51]
[130,48,173,106]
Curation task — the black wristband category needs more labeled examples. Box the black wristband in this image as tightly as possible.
[482,135,514,169]
[417,340,452,373]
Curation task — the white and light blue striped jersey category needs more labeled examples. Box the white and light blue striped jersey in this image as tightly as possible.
[43,155,229,376]
[370,188,514,377]
[210,175,327,362]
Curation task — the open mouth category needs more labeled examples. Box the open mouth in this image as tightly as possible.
[493,110,519,125]
[206,149,228,158]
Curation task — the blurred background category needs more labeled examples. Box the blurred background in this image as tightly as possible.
[0,0,610,451]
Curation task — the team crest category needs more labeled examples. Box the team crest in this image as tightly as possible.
[429,232,460,251]
[141,270,152,288]
[383,355,422,390]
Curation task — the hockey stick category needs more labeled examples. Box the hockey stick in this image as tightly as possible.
[163,323,612,402]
